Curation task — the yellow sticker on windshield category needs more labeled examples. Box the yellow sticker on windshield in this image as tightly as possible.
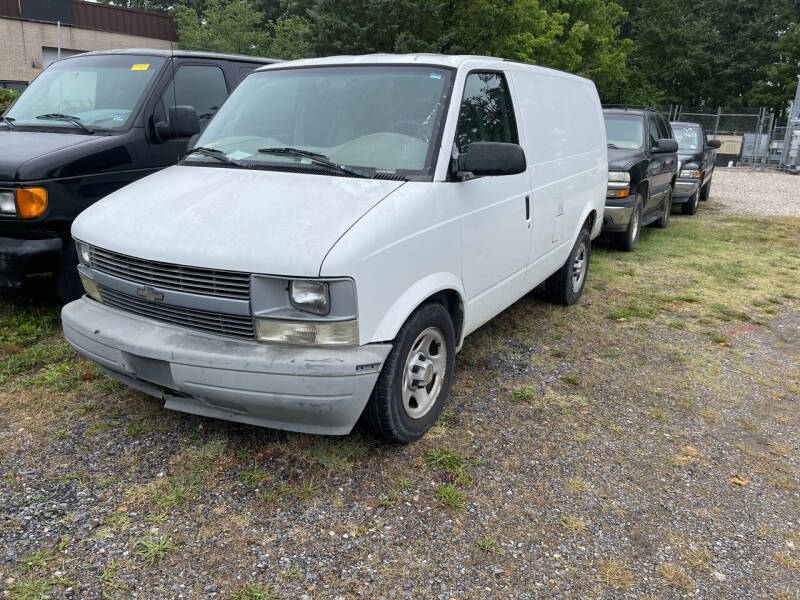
[131,64,150,71]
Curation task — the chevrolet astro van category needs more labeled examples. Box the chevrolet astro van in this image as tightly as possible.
[61,55,607,442]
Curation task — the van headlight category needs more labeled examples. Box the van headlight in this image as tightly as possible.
[608,171,630,183]
[0,190,15,214]
[289,280,330,315]
[75,240,91,266]
[679,169,701,179]
[607,171,631,197]
[255,318,358,347]
[79,273,103,303]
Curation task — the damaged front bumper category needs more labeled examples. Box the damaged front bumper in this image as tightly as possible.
[61,297,392,435]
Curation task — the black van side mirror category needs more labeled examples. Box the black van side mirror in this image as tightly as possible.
[456,142,527,177]
[653,138,678,153]
[155,105,201,141]
[706,139,722,149]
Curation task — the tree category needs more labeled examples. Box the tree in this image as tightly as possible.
[175,0,267,55]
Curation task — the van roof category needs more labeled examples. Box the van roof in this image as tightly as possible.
[253,53,592,82]
[70,48,279,64]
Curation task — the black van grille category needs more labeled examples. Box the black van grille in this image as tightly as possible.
[99,286,255,339]
[90,247,251,300]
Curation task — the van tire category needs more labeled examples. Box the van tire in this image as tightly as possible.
[611,196,642,252]
[700,179,711,201]
[364,302,455,443]
[545,227,590,306]
[682,190,699,215]
[656,189,671,227]
[54,242,83,304]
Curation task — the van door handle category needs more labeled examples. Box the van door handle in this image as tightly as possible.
[524,195,530,224]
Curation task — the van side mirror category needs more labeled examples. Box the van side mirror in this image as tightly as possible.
[706,139,722,149]
[155,105,201,141]
[456,142,526,177]
[653,138,678,153]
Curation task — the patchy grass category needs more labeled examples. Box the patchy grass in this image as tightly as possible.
[475,535,495,552]
[598,559,634,590]
[434,484,465,511]
[230,583,282,600]
[424,448,464,473]
[133,534,177,565]
[657,562,694,590]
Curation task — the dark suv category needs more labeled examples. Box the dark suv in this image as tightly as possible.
[0,49,277,301]
[670,121,721,215]
[602,107,678,251]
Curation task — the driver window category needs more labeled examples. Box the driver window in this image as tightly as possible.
[648,116,660,148]
[456,72,518,153]
[160,65,228,131]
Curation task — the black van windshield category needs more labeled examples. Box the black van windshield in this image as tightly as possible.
[188,66,454,178]
[604,114,644,150]
[6,54,165,131]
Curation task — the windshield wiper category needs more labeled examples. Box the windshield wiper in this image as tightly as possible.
[607,143,621,149]
[258,147,373,178]
[1,116,14,129]
[35,113,94,134]
[188,146,248,167]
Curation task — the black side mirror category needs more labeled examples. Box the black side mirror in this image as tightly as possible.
[456,142,526,177]
[155,105,201,141]
[653,138,678,153]
[706,139,722,149]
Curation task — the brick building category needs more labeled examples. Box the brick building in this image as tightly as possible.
[1,0,177,91]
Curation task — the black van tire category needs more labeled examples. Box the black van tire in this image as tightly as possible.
[682,190,699,215]
[612,196,642,252]
[545,226,590,306]
[54,243,83,304]
[656,189,671,228]
[700,179,711,201]
[364,302,455,443]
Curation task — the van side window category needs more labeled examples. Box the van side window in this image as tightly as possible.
[161,65,229,131]
[456,72,518,152]
[648,115,660,147]
[657,116,672,140]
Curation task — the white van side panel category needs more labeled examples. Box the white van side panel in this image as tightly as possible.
[509,70,606,290]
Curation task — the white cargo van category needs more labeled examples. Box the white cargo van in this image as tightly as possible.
[62,55,607,442]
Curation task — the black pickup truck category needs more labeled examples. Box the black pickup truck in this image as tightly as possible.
[602,107,679,251]
[669,121,721,215]
[0,48,276,301]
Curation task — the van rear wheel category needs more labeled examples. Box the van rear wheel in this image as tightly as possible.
[545,227,590,306]
[364,302,455,443]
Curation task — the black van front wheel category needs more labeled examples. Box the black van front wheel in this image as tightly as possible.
[54,242,83,304]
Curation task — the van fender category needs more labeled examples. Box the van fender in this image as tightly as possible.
[370,272,465,346]
[572,204,601,242]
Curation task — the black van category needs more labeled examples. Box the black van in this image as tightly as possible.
[0,48,277,301]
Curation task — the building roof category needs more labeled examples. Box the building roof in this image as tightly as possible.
[0,0,178,41]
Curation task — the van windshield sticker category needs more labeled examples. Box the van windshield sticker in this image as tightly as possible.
[429,73,442,79]
[131,64,150,71]
[227,151,251,160]
[113,114,125,122]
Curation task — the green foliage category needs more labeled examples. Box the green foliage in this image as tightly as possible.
[1,88,19,113]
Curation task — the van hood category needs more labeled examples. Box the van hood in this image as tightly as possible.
[72,165,405,277]
[607,146,646,172]
[0,130,137,182]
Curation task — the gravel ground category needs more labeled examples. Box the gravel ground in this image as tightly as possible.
[1,186,799,599]
[710,168,800,216]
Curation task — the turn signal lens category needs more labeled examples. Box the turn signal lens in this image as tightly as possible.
[255,318,358,347]
[79,274,103,303]
[15,188,47,219]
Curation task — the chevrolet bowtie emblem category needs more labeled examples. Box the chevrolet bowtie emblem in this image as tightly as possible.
[136,286,164,303]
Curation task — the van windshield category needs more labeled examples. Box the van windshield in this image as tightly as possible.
[188,66,454,178]
[6,54,165,131]
[604,114,644,150]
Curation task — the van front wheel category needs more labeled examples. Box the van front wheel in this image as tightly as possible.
[364,302,455,443]
[545,227,590,306]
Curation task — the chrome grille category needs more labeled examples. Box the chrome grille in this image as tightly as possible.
[90,247,251,300]
[99,286,255,339]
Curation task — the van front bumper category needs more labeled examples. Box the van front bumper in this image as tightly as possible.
[61,298,392,435]
[601,201,634,233]
[671,179,700,203]
[0,235,63,286]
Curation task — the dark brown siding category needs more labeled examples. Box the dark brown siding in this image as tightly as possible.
[0,0,21,18]
[71,1,177,41]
